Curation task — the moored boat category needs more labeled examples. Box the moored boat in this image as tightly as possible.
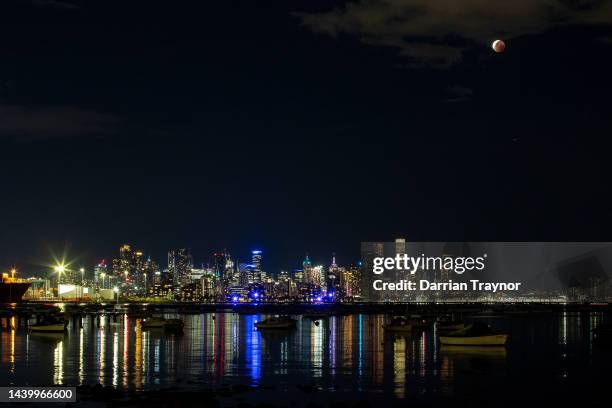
[440,345,507,358]
[141,317,166,328]
[1,269,31,303]
[29,321,67,333]
[437,321,467,333]
[440,334,509,346]
[141,317,184,331]
[439,322,509,346]
[255,316,297,330]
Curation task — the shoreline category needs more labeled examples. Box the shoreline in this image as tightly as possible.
[2,301,611,316]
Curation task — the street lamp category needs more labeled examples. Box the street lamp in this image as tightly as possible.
[143,273,147,297]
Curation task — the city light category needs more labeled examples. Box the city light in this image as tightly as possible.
[35,245,365,303]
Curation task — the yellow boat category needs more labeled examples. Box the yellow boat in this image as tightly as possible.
[439,322,509,346]
[439,334,508,346]
[440,345,507,358]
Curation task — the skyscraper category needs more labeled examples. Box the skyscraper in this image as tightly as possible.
[94,259,107,285]
[251,250,263,283]
[168,248,193,289]
[112,244,137,284]
[303,253,313,284]
[252,250,262,270]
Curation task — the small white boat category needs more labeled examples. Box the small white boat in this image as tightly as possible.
[255,317,297,330]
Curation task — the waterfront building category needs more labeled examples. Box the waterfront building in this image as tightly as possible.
[23,278,52,300]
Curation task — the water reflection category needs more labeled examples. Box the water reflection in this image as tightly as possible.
[0,311,609,398]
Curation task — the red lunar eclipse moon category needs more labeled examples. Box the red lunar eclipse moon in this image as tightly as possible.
[492,39,506,53]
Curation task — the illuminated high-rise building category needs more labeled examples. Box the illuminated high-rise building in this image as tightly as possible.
[168,248,193,289]
[328,253,342,296]
[94,259,107,285]
[112,244,138,284]
[303,253,313,283]
[252,250,262,271]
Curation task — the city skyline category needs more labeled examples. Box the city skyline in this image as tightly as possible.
[2,1,612,279]
[0,243,359,278]
[2,1,612,406]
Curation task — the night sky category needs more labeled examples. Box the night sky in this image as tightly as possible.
[1,0,612,275]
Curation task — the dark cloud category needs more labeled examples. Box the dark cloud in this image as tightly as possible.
[298,0,612,66]
[0,104,119,140]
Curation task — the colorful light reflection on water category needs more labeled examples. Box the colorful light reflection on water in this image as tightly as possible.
[1,312,611,400]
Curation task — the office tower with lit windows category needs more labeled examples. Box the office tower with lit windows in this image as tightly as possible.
[133,250,144,285]
[252,250,262,270]
[224,254,234,281]
[168,248,193,289]
[328,253,340,295]
[141,256,158,296]
[94,260,107,285]
[112,244,136,284]
[303,254,313,283]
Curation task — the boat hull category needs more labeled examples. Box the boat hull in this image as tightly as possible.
[29,324,66,333]
[0,282,31,303]
[141,319,166,328]
[141,318,184,330]
[440,334,508,346]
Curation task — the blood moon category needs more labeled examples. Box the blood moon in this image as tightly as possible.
[492,39,506,53]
